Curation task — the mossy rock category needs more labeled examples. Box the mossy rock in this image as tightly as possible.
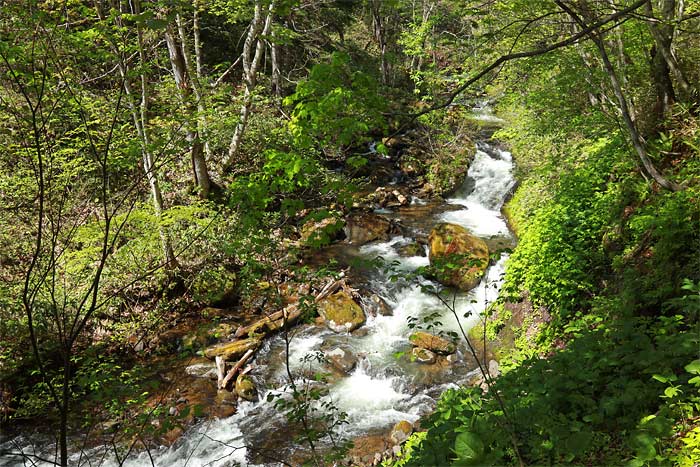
[318,291,366,333]
[300,215,345,247]
[428,223,489,291]
[390,420,414,445]
[411,347,437,364]
[409,331,456,355]
[204,337,260,361]
[235,375,257,401]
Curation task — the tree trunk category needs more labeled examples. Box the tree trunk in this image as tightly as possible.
[646,0,693,101]
[556,1,681,192]
[124,0,178,268]
[370,0,389,85]
[193,1,214,163]
[224,0,275,169]
[166,15,212,198]
[270,27,282,98]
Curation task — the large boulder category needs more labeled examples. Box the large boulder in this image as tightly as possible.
[409,331,456,355]
[344,212,397,245]
[318,291,366,333]
[428,223,489,291]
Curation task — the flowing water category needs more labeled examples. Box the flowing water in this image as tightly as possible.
[1,114,516,467]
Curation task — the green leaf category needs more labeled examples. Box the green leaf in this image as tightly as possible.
[630,432,656,461]
[453,431,484,463]
[684,359,700,375]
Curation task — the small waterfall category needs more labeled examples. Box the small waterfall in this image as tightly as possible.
[440,142,515,238]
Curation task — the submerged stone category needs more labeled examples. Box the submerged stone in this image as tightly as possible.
[411,347,437,364]
[362,293,393,317]
[325,347,358,374]
[397,241,426,257]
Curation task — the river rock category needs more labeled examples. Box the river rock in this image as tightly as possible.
[366,186,411,208]
[348,434,392,466]
[408,331,456,355]
[411,347,437,364]
[300,215,345,246]
[428,223,489,291]
[318,291,366,333]
[344,212,396,245]
[213,390,238,418]
[390,420,413,445]
[325,347,358,374]
[361,293,393,317]
[204,337,261,361]
[235,375,257,401]
[185,363,218,380]
[396,241,426,257]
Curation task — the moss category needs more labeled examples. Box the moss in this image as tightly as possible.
[428,223,489,291]
[318,291,366,332]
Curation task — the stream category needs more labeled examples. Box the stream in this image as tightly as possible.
[1,108,516,467]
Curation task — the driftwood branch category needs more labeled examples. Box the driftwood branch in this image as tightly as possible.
[220,348,255,390]
[314,272,357,302]
[215,356,226,388]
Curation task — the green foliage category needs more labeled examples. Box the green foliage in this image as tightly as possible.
[285,52,387,154]
[396,313,699,466]
[501,136,626,320]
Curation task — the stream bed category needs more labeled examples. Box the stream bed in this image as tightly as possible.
[1,111,516,467]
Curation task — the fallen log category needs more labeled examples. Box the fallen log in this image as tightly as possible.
[234,304,302,338]
[220,348,255,390]
[204,337,261,361]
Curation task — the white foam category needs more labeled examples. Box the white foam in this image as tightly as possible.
[440,145,515,238]
[360,236,430,271]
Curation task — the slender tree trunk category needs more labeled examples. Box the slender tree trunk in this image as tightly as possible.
[166,16,212,198]
[224,0,275,169]
[646,0,693,100]
[192,1,213,162]
[105,0,178,269]
[606,0,638,120]
[270,27,282,98]
[370,0,388,85]
[556,1,681,192]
